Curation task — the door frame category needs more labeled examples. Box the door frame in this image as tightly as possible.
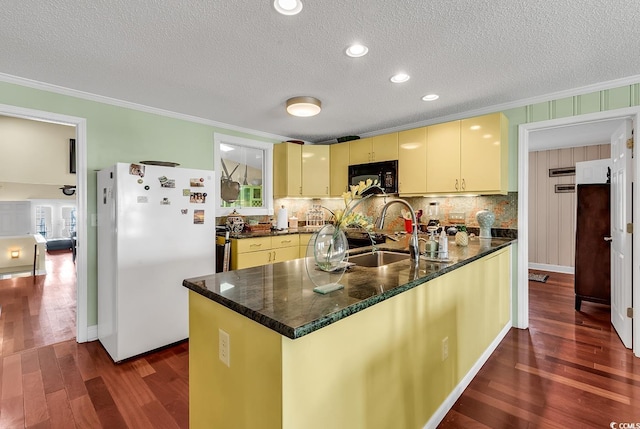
[517,106,640,357]
[0,103,89,342]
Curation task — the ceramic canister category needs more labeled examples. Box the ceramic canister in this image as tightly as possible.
[476,208,495,239]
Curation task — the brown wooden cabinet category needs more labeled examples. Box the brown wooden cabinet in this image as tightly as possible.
[574,183,610,310]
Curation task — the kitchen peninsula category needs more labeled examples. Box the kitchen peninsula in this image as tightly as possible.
[183,236,515,429]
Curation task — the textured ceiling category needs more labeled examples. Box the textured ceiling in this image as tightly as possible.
[1,0,638,143]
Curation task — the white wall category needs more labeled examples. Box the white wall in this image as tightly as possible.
[0,115,76,200]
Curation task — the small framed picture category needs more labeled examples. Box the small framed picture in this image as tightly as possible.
[69,139,76,174]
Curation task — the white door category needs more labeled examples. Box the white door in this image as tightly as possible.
[610,119,633,348]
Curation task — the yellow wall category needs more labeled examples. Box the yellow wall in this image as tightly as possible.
[189,292,283,429]
[189,247,511,429]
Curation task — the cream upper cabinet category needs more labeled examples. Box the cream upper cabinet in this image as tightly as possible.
[426,113,508,194]
[372,133,399,162]
[330,141,350,196]
[301,145,330,197]
[349,137,373,164]
[398,127,427,195]
[273,142,302,198]
[460,113,508,194]
[426,120,461,193]
[274,142,330,198]
[349,133,398,164]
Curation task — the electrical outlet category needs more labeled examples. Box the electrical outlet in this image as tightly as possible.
[219,329,230,367]
[442,337,449,361]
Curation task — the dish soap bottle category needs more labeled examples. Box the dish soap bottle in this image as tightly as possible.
[438,229,448,259]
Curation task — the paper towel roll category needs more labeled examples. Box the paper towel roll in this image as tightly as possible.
[277,206,288,230]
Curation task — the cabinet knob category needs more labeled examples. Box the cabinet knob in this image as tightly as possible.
[604,237,613,242]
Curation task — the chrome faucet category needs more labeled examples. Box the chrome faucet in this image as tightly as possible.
[375,199,420,263]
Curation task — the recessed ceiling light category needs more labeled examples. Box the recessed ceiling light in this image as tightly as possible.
[274,0,303,16]
[469,125,481,130]
[390,73,410,83]
[286,96,322,117]
[421,94,439,101]
[345,44,368,58]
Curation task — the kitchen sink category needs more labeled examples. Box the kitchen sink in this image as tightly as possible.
[348,251,410,267]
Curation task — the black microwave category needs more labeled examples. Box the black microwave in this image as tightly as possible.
[348,160,398,195]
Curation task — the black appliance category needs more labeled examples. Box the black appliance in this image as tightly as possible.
[348,160,398,195]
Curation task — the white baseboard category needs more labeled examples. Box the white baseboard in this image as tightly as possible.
[423,321,512,429]
[528,263,574,275]
[86,325,98,341]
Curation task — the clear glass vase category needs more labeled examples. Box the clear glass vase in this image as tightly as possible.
[313,224,348,272]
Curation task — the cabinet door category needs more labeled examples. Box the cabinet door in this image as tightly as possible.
[426,120,461,193]
[302,145,330,197]
[398,127,427,195]
[461,113,506,193]
[272,246,300,264]
[330,142,350,196]
[349,137,373,164]
[273,142,302,198]
[372,133,398,162]
[299,233,313,258]
[233,249,273,270]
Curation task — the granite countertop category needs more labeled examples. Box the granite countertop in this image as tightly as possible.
[219,226,323,239]
[184,235,516,339]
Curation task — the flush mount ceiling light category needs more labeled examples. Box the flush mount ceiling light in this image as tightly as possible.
[390,73,410,83]
[345,44,368,58]
[421,94,440,101]
[286,96,322,117]
[274,0,303,15]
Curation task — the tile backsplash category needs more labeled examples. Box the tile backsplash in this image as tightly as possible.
[217,193,518,232]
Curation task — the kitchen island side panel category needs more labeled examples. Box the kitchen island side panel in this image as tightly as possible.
[188,247,511,429]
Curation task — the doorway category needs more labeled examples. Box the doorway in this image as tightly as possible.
[517,106,640,357]
[0,103,88,342]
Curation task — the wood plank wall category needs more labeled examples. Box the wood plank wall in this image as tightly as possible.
[528,144,610,270]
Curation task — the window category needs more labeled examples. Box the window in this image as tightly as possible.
[35,206,52,238]
[61,206,77,236]
[214,133,273,216]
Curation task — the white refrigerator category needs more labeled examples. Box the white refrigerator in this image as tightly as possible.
[97,162,215,362]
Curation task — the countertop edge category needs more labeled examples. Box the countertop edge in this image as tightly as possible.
[184,239,516,340]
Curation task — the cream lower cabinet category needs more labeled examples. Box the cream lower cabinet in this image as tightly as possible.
[299,233,313,258]
[231,235,300,270]
[426,113,508,194]
[349,133,398,164]
[398,127,427,195]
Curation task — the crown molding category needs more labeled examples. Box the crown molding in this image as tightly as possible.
[0,72,293,143]
[344,74,640,142]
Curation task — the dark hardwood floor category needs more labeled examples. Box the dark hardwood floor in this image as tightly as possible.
[1,267,639,428]
[0,250,76,357]
[440,271,640,428]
